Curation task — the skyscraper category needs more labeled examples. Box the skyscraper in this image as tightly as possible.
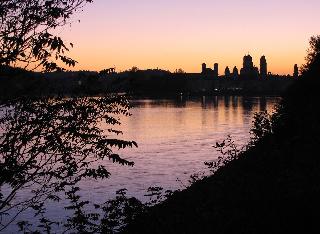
[202,63,207,74]
[240,54,259,79]
[243,54,254,70]
[225,66,231,78]
[260,56,267,78]
[233,66,239,79]
[214,63,219,78]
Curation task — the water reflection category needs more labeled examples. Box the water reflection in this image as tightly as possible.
[3,96,281,232]
[85,96,280,202]
[24,97,282,203]
[125,96,279,143]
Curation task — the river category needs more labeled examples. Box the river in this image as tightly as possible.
[2,96,280,233]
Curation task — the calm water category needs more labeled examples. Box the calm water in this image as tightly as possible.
[3,96,280,232]
[79,96,280,201]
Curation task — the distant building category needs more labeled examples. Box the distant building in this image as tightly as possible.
[201,62,219,78]
[202,63,215,76]
[240,54,259,79]
[294,64,299,78]
[214,63,219,78]
[202,63,207,74]
[225,66,231,78]
[260,56,267,78]
[243,54,253,68]
[232,66,239,79]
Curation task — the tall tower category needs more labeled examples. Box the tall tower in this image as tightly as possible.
[240,54,259,79]
[233,66,239,79]
[214,63,219,78]
[225,66,231,78]
[294,64,299,78]
[202,63,207,74]
[243,55,254,70]
[260,56,267,78]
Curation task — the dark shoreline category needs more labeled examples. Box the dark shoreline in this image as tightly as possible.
[1,65,294,100]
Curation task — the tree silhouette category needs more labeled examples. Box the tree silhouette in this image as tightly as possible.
[0,0,93,71]
[0,95,137,231]
[129,66,139,73]
[301,35,320,77]
[0,1,141,231]
[174,68,186,74]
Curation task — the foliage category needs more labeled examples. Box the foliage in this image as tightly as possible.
[129,67,139,73]
[174,68,185,74]
[205,135,245,174]
[14,186,173,233]
[0,94,137,231]
[0,0,93,71]
[205,106,282,175]
[250,111,274,141]
[301,35,320,76]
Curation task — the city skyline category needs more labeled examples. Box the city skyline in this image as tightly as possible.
[58,0,320,74]
[203,54,297,77]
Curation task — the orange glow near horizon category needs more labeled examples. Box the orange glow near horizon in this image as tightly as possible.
[57,0,320,75]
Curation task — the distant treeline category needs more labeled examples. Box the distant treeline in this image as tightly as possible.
[0,66,295,98]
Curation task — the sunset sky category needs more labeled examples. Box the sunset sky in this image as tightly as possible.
[60,0,320,75]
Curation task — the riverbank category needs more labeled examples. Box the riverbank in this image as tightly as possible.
[123,75,320,233]
[0,65,294,98]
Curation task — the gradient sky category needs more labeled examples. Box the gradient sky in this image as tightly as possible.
[59,0,320,74]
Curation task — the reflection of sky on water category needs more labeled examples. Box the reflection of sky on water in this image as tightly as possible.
[3,96,280,232]
[93,96,280,201]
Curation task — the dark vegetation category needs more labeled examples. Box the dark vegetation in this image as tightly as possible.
[0,66,294,98]
[122,36,320,233]
[105,73,294,97]
[0,0,93,72]
[0,94,139,232]
[0,1,140,233]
